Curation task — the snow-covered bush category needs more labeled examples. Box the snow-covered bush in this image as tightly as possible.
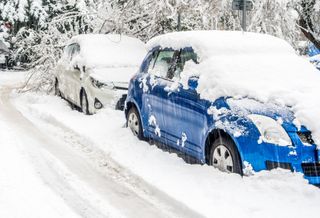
[2,0,319,92]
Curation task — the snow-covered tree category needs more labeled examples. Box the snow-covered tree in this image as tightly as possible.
[294,0,320,49]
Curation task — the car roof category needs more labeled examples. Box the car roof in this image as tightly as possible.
[146,30,295,60]
[67,34,146,68]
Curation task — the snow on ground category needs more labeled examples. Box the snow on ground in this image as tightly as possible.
[0,70,130,218]
[13,89,320,218]
[0,71,80,218]
[0,70,26,86]
[0,120,80,218]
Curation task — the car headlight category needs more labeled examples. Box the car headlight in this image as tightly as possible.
[90,77,114,89]
[248,114,292,146]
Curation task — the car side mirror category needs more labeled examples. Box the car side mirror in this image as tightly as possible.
[188,76,199,90]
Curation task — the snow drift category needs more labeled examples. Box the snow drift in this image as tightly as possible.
[147,30,320,144]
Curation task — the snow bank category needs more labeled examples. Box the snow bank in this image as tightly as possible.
[68,34,146,69]
[13,92,320,218]
[147,31,320,144]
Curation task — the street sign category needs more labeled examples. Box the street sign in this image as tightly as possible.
[232,0,253,11]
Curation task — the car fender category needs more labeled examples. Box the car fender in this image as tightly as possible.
[125,98,149,138]
[203,125,245,165]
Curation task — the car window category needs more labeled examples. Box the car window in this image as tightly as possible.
[149,50,176,78]
[168,50,198,80]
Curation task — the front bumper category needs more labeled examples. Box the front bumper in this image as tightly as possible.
[236,131,320,185]
[89,87,127,112]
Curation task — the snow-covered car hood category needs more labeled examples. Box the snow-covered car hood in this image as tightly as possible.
[225,97,300,132]
[89,66,138,89]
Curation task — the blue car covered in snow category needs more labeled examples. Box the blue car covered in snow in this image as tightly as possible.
[125,31,320,185]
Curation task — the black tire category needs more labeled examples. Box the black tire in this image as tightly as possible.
[126,107,144,140]
[54,79,61,97]
[80,90,90,115]
[209,135,242,175]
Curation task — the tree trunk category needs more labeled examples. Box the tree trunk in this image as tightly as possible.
[298,0,320,50]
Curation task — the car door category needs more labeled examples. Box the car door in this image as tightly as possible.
[68,43,82,105]
[145,48,207,156]
[142,49,180,143]
[167,48,208,156]
[57,44,73,97]
[63,43,82,105]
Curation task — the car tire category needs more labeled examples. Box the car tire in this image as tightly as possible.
[127,107,144,140]
[81,90,90,115]
[209,135,242,175]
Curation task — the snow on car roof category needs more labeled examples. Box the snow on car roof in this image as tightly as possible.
[149,30,320,145]
[69,34,146,68]
[147,30,295,58]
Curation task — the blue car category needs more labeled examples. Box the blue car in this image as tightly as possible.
[125,31,320,185]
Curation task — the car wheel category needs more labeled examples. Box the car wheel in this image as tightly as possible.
[81,90,90,115]
[127,107,143,139]
[54,79,61,97]
[209,135,242,175]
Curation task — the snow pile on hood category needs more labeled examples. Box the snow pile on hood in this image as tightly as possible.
[147,31,320,144]
[68,34,146,68]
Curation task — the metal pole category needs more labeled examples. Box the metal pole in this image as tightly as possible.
[177,11,181,31]
[242,0,246,31]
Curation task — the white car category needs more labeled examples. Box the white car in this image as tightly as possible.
[55,34,146,114]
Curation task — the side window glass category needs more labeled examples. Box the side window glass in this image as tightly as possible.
[170,50,198,79]
[150,50,175,78]
[145,50,158,73]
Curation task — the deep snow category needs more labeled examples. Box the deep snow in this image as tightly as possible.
[13,89,320,218]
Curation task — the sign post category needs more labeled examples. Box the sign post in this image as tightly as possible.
[232,0,253,32]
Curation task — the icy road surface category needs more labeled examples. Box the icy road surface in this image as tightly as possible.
[1,70,320,218]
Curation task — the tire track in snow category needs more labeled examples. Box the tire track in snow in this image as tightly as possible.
[0,85,204,218]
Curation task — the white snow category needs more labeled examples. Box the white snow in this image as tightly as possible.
[147,30,320,145]
[67,34,146,69]
[12,88,320,218]
[0,121,80,218]
[90,66,138,86]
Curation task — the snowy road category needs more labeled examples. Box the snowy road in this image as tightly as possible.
[2,70,320,218]
[0,71,202,218]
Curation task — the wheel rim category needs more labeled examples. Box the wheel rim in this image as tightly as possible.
[82,94,88,114]
[212,145,234,173]
[128,112,140,136]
